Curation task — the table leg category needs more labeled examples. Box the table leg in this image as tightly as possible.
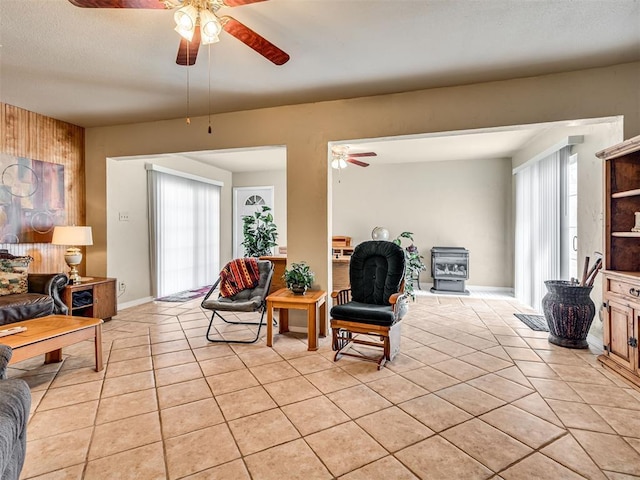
[267,301,274,347]
[95,324,104,372]
[319,300,327,337]
[308,304,318,351]
[279,309,289,333]
[44,349,63,364]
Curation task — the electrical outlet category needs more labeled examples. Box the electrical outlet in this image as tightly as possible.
[119,281,126,292]
[119,212,130,222]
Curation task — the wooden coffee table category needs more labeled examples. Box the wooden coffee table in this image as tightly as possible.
[0,315,103,371]
[266,288,327,351]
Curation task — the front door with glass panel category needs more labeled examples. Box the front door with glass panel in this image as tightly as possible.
[233,186,275,258]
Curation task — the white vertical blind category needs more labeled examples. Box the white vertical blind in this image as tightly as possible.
[148,169,220,298]
[515,147,569,312]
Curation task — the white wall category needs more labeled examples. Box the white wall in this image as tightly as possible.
[107,157,232,304]
[233,169,287,250]
[332,158,513,287]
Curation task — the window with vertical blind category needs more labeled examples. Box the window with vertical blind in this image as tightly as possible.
[147,165,221,298]
[514,146,570,312]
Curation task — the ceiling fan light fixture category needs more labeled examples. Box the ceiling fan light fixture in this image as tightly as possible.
[331,158,348,170]
[174,4,198,41]
[200,9,222,45]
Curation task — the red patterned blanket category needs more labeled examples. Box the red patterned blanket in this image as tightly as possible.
[219,258,261,298]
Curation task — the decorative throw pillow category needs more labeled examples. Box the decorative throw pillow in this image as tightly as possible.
[0,256,32,296]
[0,272,28,296]
[0,256,32,273]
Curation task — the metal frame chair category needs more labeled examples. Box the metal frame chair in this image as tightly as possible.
[202,259,274,344]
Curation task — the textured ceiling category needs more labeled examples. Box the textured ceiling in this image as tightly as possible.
[1,0,639,129]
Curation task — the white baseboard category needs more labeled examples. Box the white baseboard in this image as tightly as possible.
[118,296,154,311]
[415,283,514,298]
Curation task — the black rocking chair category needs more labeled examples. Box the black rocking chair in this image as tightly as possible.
[330,240,407,369]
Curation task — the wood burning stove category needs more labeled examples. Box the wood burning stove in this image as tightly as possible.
[430,247,470,295]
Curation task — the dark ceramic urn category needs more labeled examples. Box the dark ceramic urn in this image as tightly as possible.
[542,280,596,349]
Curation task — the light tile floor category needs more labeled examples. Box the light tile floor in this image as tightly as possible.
[9,294,640,479]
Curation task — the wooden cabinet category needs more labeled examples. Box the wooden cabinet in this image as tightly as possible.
[259,256,286,295]
[603,288,636,372]
[332,236,354,257]
[597,135,640,387]
[332,257,350,292]
[63,277,117,321]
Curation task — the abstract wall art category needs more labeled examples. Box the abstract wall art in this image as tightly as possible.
[0,154,66,243]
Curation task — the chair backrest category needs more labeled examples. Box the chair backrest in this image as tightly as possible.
[227,260,274,301]
[349,241,405,306]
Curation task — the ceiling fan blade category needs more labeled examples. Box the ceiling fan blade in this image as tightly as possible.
[223,0,268,6]
[347,158,370,168]
[68,0,165,8]
[221,16,290,65]
[176,26,201,66]
[348,152,377,158]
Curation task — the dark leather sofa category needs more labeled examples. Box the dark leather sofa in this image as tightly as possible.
[0,345,30,480]
[0,273,69,327]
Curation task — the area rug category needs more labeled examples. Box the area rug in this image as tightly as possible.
[157,285,212,303]
[513,313,549,332]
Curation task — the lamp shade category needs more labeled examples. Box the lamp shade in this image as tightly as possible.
[51,226,93,246]
[174,4,198,41]
[200,9,221,45]
[331,158,347,170]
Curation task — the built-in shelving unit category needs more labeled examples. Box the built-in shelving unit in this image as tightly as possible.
[611,232,640,237]
[597,134,640,388]
[612,188,640,199]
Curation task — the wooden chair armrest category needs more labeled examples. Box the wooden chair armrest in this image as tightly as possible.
[389,292,409,305]
[331,289,351,305]
[331,289,349,298]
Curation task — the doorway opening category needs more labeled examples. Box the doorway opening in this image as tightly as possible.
[233,186,275,258]
[328,116,622,307]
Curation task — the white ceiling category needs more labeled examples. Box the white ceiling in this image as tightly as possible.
[1,0,639,130]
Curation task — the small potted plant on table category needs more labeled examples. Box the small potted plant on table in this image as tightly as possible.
[283,262,314,295]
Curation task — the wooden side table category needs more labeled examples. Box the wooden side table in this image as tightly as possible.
[266,288,327,351]
[63,277,117,320]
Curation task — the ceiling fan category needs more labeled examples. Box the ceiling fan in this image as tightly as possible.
[331,146,377,169]
[68,0,290,67]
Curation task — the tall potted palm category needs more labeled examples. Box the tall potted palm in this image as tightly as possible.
[241,206,278,257]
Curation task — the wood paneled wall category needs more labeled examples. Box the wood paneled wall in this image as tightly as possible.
[0,103,85,274]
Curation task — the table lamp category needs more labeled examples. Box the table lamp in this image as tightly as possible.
[51,226,93,284]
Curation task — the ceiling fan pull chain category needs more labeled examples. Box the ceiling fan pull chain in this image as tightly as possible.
[208,44,212,134]
[186,47,191,125]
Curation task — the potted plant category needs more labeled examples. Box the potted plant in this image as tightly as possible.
[241,205,278,257]
[283,262,314,295]
[393,231,427,300]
